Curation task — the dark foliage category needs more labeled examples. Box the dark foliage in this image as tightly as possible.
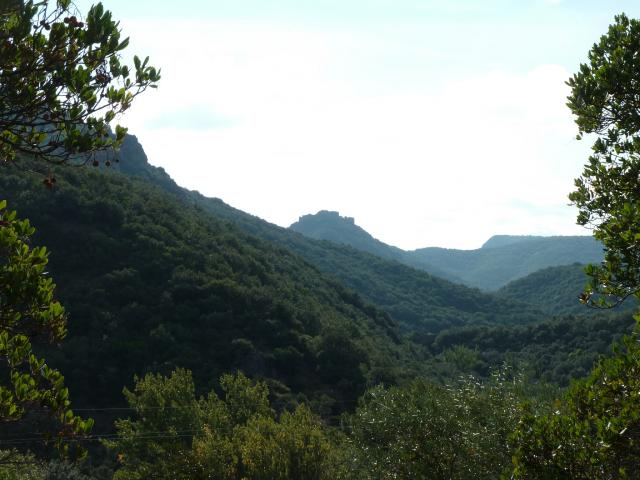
[187,197,544,333]
[512,330,640,479]
[0,162,415,419]
[498,263,637,316]
[421,312,635,386]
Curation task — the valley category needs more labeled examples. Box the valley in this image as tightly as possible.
[1,2,639,477]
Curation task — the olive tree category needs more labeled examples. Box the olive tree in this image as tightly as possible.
[510,13,640,478]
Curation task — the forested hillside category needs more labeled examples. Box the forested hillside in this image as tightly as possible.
[497,263,637,315]
[1,157,635,479]
[111,143,637,388]
[2,134,630,480]
[2,153,625,421]
[422,311,635,386]
[0,124,634,480]
[1,162,416,415]
[110,136,543,333]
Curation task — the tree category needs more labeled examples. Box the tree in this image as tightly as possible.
[567,13,640,307]
[0,0,158,452]
[341,368,527,480]
[511,332,640,479]
[0,0,160,168]
[0,449,46,479]
[0,200,92,447]
[0,451,93,479]
[509,13,640,478]
[109,369,199,480]
[108,369,333,480]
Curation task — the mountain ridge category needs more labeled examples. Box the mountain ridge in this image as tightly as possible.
[289,210,604,290]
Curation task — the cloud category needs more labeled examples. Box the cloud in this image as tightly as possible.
[146,105,237,130]
[116,19,591,250]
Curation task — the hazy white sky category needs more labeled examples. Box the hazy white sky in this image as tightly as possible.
[76,0,640,249]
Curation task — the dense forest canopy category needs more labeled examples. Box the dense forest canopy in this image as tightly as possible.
[0,163,418,416]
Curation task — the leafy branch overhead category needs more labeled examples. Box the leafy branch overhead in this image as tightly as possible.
[0,0,160,166]
[567,13,640,308]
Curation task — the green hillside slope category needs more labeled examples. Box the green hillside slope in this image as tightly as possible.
[1,136,628,424]
[497,263,637,315]
[423,311,635,386]
[189,199,543,333]
[498,263,590,314]
[1,163,414,414]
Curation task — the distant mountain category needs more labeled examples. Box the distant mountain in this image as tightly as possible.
[194,201,542,333]
[407,236,603,291]
[481,235,545,249]
[291,210,403,260]
[288,210,604,291]
[290,211,461,282]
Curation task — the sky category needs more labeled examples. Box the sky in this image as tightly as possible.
[75,0,640,249]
